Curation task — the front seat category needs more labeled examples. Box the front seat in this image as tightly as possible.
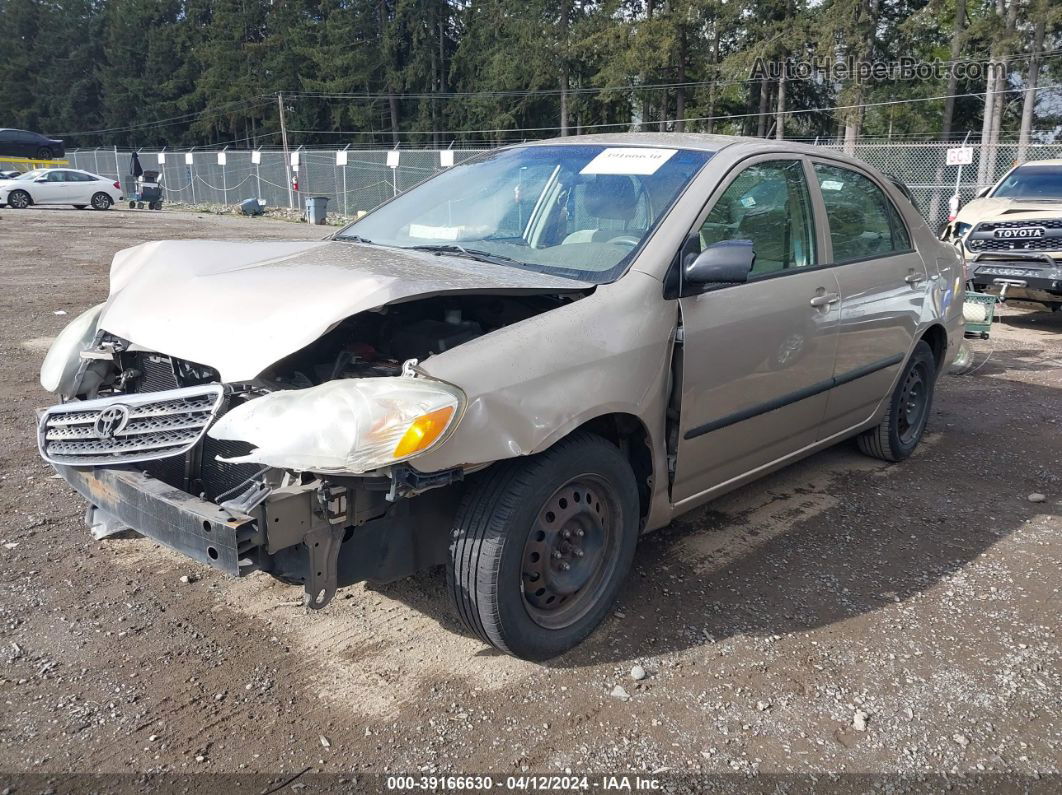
[563,175,638,244]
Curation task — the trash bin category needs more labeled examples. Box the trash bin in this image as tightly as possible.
[305,196,329,225]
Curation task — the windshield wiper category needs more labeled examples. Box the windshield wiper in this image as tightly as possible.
[338,234,375,244]
[406,244,526,268]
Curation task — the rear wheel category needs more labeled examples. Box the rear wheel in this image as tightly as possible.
[91,192,112,210]
[857,340,936,462]
[447,433,639,661]
[35,146,53,160]
[7,190,30,209]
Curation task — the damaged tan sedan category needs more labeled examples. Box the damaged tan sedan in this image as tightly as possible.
[38,134,964,660]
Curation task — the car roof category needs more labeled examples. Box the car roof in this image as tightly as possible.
[1013,159,1062,168]
[514,132,870,161]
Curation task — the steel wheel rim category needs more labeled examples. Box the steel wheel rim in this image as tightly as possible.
[897,362,928,444]
[521,474,619,630]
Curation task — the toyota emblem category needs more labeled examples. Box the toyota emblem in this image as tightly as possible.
[95,404,131,439]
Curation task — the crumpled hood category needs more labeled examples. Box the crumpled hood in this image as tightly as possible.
[955,197,1062,226]
[100,239,589,382]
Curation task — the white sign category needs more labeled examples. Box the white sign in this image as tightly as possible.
[386,150,400,169]
[946,147,974,166]
[336,150,348,166]
[217,152,227,165]
[581,147,676,176]
[439,149,454,168]
[251,149,261,165]
[290,151,300,167]
[157,152,166,164]
[184,152,193,165]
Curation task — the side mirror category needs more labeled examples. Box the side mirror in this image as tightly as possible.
[34,177,48,183]
[976,187,990,199]
[684,239,755,288]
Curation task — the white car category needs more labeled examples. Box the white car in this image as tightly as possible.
[0,168,123,210]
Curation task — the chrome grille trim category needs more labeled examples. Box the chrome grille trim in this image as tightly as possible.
[38,385,224,467]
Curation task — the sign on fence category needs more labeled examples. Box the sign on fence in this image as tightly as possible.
[946,147,974,166]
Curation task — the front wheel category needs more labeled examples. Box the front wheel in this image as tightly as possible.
[91,192,112,210]
[857,340,937,462]
[7,190,30,209]
[447,433,639,660]
[36,147,53,160]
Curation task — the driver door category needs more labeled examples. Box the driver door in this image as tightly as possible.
[672,156,840,506]
[33,170,67,204]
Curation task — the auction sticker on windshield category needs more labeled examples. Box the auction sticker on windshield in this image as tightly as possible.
[580,147,677,175]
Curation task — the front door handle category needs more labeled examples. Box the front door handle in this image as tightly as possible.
[809,292,840,307]
[904,271,926,285]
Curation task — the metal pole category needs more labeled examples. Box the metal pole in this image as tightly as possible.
[189,152,197,206]
[278,93,294,209]
[113,145,120,181]
[342,145,349,216]
[255,151,262,201]
[222,146,228,207]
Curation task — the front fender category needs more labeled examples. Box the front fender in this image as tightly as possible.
[413,271,676,476]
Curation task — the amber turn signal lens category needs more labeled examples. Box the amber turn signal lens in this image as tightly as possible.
[393,406,456,458]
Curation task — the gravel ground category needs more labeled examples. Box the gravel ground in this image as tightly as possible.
[0,207,1059,787]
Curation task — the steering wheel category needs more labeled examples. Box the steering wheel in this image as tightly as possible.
[606,234,641,248]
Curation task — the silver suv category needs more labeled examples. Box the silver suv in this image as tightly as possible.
[38,134,964,660]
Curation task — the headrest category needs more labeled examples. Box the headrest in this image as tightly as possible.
[583,175,636,221]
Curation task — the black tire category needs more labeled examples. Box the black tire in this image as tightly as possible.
[73,204,86,210]
[857,340,936,462]
[128,201,136,209]
[35,147,52,161]
[7,190,30,209]
[90,192,112,210]
[447,432,639,661]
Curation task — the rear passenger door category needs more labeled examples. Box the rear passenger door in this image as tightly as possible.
[811,161,926,438]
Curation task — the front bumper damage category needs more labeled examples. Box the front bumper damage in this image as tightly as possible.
[50,461,455,608]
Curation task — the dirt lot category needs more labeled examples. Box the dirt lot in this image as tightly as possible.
[0,207,1059,785]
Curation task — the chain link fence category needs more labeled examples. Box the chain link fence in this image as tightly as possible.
[66,141,1062,230]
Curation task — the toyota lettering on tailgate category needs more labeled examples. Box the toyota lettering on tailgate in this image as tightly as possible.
[993,226,1047,239]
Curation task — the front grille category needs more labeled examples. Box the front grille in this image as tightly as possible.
[39,385,224,466]
[968,218,1062,253]
[975,219,1062,231]
[967,237,1059,252]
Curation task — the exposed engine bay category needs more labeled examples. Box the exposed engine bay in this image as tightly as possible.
[261,292,572,387]
[41,290,581,610]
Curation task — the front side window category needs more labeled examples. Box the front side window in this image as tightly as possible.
[698,159,817,275]
[814,163,911,262]
[337,145,712,283]
[45,170,67,182]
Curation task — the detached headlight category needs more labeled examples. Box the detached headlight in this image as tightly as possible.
[207,377,464,474]
[40,303,104,395]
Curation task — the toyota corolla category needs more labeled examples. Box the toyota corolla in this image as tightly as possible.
[38,134,963,660]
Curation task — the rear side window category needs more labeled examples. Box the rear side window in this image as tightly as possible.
[699,159,817,275]
[814,164,910,262]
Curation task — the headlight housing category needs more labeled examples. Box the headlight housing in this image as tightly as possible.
[953,222,972,242]
[207,377,464,474]
[40,303,104,396]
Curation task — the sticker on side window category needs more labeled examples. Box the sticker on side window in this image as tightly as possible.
[580,148,677,176]
[820,179,845,191]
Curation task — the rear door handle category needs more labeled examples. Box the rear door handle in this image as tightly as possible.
[809,292,840,307]
[904,271,926,285]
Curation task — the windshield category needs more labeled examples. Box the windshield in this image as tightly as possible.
[991,166,1062,200]
[12,169,45,181]
[336,144,711,282]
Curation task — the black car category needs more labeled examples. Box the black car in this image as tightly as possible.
[0,128,65,160]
